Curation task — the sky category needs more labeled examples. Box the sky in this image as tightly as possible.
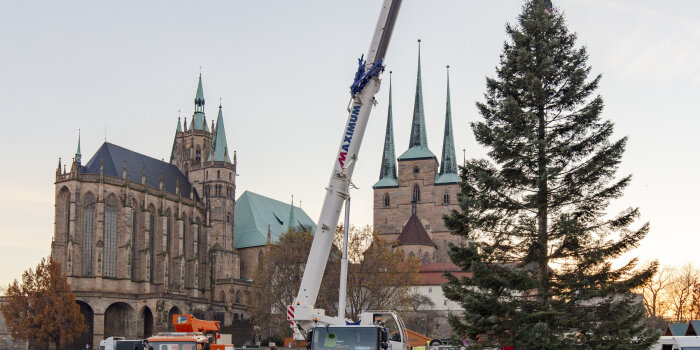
[0,0,699,288]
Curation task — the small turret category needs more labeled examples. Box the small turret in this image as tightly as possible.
[75,130,82,165]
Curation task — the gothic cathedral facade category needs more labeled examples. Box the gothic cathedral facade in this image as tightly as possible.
[51,74,248,348]
[373,46,463,264]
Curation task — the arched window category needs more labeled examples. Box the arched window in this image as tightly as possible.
[412,185,420,202]
[217,170,220,179]
[229,172,232,181]
[220,291,226,303]
[258,250,263,267]
[103,195,118,278]
[148,206,156,283]
[235,290,241,304]
[443,191,449,204]
[184,163,189,177]
[130,199,138,280]
[195,146,202,164]
[165,209,173,288]
[82,194,96,276]
[383,193,390,207]
[183,214,190,260]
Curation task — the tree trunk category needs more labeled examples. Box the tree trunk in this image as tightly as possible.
[536,108,549,308]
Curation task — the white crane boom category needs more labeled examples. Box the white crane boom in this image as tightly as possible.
[287,0,402,338]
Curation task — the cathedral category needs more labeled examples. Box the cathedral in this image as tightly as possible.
[373,44,463,264]
[51,74,258,348]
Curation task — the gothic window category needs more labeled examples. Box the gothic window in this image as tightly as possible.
[166,209,172,256]
[103,195,118,278]
[412,185,420,202]
[183,213,190,259]
[443,191,449,204]
[195,146,201,164]
[383,193,390,207]
[205,171,208,180]
[149,207,156,283]
[229,172,232,181]
[184,163,189,177]
[217,170,220,179]
[235,290,241,304]
[258,250,263,267]
[130,199,138,279]
[220,291,226,303]
[82,194,96,276]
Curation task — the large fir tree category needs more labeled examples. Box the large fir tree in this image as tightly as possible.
[443,1,659,349]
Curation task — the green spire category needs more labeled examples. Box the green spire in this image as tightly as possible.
[208,103,231,163]
[436,66,460,185]
[398,39,436,161]
[75,129,82,164]
[176,116,182,132]
[287,196,297,232]
[374,72,399,189]
[191,72,208,131]
[195,73,205,110]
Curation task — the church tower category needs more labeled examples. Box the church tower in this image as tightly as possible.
[373,43,462,263]
[170,73,239,284]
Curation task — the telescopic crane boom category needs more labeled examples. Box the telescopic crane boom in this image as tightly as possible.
[286,0,403,341]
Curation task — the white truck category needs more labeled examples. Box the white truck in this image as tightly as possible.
[285,1,409,350]
[98,337,143,350]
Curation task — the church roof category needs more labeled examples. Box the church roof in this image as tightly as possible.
[234,191,317,249]
[398,40,436,161]
[396,214,436,247]
[208,104,231,163]
[82,142,198,200]
[374,72,398,189]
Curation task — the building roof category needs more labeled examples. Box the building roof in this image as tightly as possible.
[665,323,689,336]
[435,66,459,185]
[687,320,700,336]
[396,214,436,247]
[234,191,317,249]
[82,142,197,200]
[374,73,398,189]
[208,104,231,163]
[417,262,470,285]
[398,40,436,161]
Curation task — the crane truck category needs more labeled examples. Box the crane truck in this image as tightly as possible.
[286,1,408,350]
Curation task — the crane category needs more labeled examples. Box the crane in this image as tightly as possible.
[286,1,408,350]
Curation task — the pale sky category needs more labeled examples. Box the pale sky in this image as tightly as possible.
[1,0,698,288]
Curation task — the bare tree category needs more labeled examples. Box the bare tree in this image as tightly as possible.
[669,263,699,321]
[639,264,673,318]
[342,225,421,321]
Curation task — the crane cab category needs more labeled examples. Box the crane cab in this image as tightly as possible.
[305,311,409,350]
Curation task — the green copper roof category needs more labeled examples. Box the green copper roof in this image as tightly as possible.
[195,73,205,107]
[75,130,82,164]
[176,116,182,132]
[398,40,436,161]
[207,104,231,163]
[191,74,209,131]
[374,72,398,189]
[435,66,459,185]
[234,191,317,249]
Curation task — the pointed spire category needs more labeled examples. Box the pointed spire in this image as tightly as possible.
[191,72,207,130]
[208,103,232,163]
[75,129,82,164]
[195,72,205,110]
[398,40,436,161]
[288,195,297,232]
[436,65,460,185]
[170,117,180,164]
[374,71,399,189]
